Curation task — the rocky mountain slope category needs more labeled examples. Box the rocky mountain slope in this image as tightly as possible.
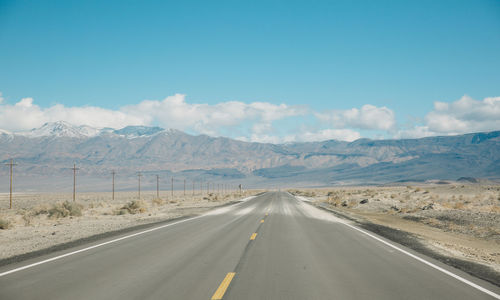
[0,121,499,190]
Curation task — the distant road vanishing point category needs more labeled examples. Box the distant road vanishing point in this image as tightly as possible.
[0,192,499,299]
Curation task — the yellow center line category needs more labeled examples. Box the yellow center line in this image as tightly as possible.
[250,233,258,240]
[260,219,265,223]
[211,272,236,300]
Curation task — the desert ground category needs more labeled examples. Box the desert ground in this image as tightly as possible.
[0,189,260,260]
[290,183,500,274]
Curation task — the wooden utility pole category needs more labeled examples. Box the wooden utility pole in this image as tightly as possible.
[72,164,79,202]
[156,175,160,199]
[171,177,174,199]
[111,170,116,201]
[137,172,142,200]
[5,159,17,209]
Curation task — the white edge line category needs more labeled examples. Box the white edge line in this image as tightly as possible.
[0,195,262,278]
[343,220,500,299]
[295,196,500,299]
[0,214,206,277]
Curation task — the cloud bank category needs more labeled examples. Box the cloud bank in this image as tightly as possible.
[397,95,500,138]
[0,93,498,142]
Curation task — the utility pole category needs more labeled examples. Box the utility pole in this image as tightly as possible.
[171,177,174,199]
[72,164,79,202]
[111,170,116,201]
[137,172,142,200]
[156,175,160,199]
[183,179,186,196]
[207,182,209,194]
[200,181,203,195]
[5,159,17,209]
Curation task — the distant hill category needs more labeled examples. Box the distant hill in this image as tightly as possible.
[0,121,499,191]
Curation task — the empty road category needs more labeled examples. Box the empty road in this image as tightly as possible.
[1,192,499,299]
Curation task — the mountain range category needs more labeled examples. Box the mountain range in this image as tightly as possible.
[1,121,499,191]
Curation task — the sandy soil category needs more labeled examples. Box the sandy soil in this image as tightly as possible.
[0,190,260,260]
[290,184,500,273]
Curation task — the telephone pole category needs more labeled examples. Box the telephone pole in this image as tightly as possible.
[5,159,17,209]
[137,172,142,200]
[72,164,79,202]
[171,177,174,199]
[156,175,160,199]
[111,170,116,201]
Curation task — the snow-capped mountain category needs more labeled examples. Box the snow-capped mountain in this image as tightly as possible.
[19,121,102,138]
[15,121,169,139]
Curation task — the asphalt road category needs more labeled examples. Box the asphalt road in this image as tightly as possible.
[1,192,499,299]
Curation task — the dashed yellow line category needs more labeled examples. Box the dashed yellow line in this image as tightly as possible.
[211,272,236,300]
[250,233,258,240]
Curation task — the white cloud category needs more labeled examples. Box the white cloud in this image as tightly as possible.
[0,94,306,139]
[0,97,145,131]
[123,94,306,136]
[316,104,395,131]
[0,92,4,104]
[397,95,500,138]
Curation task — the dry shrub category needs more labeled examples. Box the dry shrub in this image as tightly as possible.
[88,202,105,209]
[390,194,397,199]
[32,204,51,215]
[347,200,357,208]
[453,202,465,210]
[0,218,11,229]
[440,201,451,209]
[21,211,33,226]
[425,218,441,227]
[490,205,500,213]
[49,201,83,219]
[117,200,147,215]
[152,198,165,206]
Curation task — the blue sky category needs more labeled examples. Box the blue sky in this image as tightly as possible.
[0,0,499,142]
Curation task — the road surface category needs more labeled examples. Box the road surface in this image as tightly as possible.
[1,192,499,299]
